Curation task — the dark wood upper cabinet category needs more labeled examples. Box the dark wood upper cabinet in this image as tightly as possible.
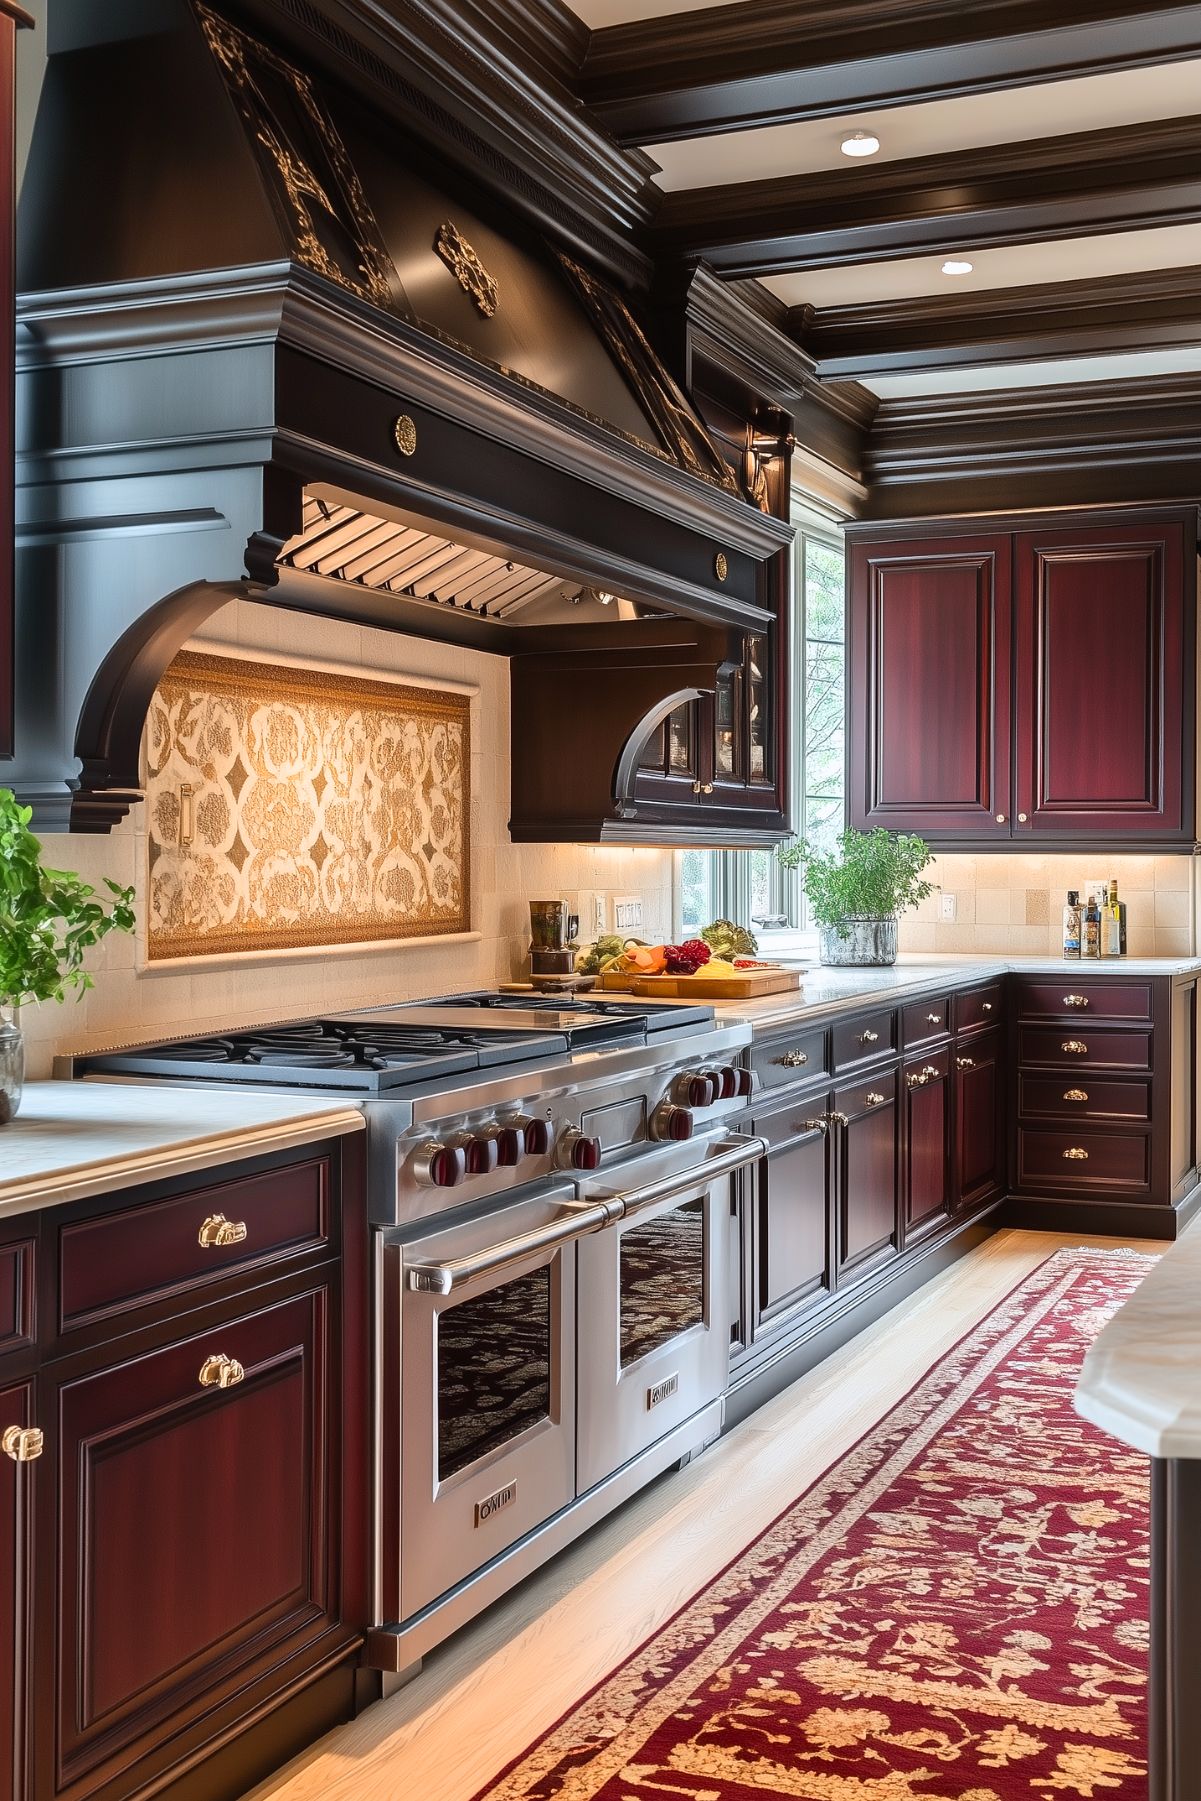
[849,533,1012,836]
[0,4,30,761]
[1013,521,1191,839]
[849,508,1198,849]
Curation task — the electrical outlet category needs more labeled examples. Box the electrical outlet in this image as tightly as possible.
[614,894,643,932]
[593,892,608,937]
[940,893,957,922]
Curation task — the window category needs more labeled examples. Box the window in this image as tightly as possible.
[676,506,846,944]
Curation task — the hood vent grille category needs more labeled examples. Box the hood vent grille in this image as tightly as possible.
[277,492,623,622]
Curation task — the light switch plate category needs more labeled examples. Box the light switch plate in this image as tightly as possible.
[940,894,956,922]
[614,895,643,931]
[593,893,608,936]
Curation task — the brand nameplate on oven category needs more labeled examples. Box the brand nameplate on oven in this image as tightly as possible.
[474,1480,517,1527]
[646,1372,679,1411]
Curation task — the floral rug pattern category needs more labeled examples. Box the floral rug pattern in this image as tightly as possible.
[478,1247,1154,1801]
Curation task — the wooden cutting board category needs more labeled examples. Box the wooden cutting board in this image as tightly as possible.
[599,967,802,999]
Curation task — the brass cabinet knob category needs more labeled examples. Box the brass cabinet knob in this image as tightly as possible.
[1,1425,44,1464]
[859,1028,879,1045]
[1063,1088,1089,1102]
[776,1049,808,1068]
[865,1091,885,1106]
[702,782,715,795]
[1062,1040,1088,1054]
[1017,812,1029,823]
[198,1213,249,1249]
[995,813,1006,823]
[1063,1147,1089,1161]
[1063,995,1089,1008]
[957,1056,975,1070]
[926,1012,941,1024]
[982,1002,993,1013]
[198,1353,245,1391]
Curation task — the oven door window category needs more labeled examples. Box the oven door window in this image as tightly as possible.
[437,1265,552,1481]
[619,1197,706,1368]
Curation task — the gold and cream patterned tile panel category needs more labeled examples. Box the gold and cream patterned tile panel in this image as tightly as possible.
[20,602,674,1078]
[899,853,1196,958]
[145,651,470,959]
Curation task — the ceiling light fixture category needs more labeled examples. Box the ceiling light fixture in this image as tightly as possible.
[840,130,880,158]
[941,258,974,275]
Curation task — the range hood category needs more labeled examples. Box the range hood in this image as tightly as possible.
[12,0,791,830]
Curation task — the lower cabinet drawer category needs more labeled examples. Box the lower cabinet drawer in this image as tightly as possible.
[1017,1127,1151,1191]
[750,1027,829,1095]
[832,1010,896,1072]
[1018,1025,1152,1072]
[954,983,1003,1035]
[0,1236,34,1353]
[902,996,949,1047]
[1014,977,1152,1023]
[59,1156,332,1330]
[1019,1074,1151,1124]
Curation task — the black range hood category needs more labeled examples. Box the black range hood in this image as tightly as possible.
[12,0,790,830]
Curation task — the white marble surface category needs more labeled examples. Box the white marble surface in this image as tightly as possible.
[717,952,1201,1032]
[0,1082,364,1216]
[1076,1228,1201,1457]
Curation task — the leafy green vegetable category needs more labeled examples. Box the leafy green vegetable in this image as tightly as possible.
[775,827,935,936]
[0,789,136,1009]
[700,918,758,959]
[575,933,642,975]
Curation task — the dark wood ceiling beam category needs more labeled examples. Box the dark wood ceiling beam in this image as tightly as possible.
[797,265,1201,378]
[650,116,1201,277]
[581,0,1201,143]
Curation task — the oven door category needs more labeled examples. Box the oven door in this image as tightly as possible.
[389,1183,590,1620]
[574,1133,767,1495]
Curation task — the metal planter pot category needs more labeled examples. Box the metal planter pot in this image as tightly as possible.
[0,1018,24,1124]
[818,917,898,967]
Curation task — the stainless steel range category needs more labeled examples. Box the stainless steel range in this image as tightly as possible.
[71,991,765,1681]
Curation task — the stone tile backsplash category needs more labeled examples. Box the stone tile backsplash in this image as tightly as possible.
[898,852,1196,958]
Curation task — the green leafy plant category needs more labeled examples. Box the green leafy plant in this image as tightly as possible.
[0,789,136,1009]
[776,828,935,935]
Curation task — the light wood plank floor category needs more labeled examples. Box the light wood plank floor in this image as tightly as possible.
[244,1227,1161,1801]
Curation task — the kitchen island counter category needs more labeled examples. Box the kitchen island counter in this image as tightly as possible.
[720,952,1201,1032]
[0,1080,364,1216]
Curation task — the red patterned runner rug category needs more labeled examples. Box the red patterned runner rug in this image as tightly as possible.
[477,1247,1155,1801]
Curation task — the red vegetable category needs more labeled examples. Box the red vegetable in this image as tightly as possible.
[663,939,713,975]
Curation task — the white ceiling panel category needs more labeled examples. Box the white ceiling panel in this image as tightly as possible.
[647,60,1201,190]
[762,224,1201,310]
[866,345,1201,398]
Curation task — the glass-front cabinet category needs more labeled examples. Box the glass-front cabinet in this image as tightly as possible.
[634,632,784,836]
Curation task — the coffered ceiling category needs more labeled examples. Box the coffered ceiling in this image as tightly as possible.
[559,0,1201,399]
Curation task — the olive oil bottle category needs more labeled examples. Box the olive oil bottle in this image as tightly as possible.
[1082,889,1101,959]
[1062,890,1082,959]
[1102,878,1127,958]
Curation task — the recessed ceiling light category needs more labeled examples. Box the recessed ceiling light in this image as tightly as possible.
[941,259,974,276]
[840,131,880,158]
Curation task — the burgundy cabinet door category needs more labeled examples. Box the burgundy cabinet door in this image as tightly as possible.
[1014,522,1191,838]
[903,1051,951,1242]
[47,1286,339,1801]
[954,1026,1006,1213]
[750,1114,832,1340]
[0,1377,33,1801]
[849,534,1012,836]
[835,1080,900,1279]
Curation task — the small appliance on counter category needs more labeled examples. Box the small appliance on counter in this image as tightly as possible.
[528,898,580,980]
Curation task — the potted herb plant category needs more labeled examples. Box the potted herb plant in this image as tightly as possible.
[776,827,935,967]
[0,789,136,1122]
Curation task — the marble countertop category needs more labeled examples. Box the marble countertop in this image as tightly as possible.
[0,1082,364,1217]
[717,953,1201,1032]
[1076,1228,1201,1457]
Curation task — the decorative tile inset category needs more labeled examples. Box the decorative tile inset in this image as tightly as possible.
[145,651,470,960]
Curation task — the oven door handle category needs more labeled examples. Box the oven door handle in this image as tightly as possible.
[405,1196,626,1295]
[589,1133,769,1222]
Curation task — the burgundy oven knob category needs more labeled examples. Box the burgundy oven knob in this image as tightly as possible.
[465,1135,499,1177]
[717,1064,752,1100]
[495,1125,526,1167]
[415,1141,466,1189]
[734,1066,754,1098]
[520,1118,551,1157]
[657,1105,695,1143]
[682,1071,718,1107]
[564,1131,603,1171]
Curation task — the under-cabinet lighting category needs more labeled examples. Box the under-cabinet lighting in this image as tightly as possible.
[941,259,974,275]
[840,131,880,158]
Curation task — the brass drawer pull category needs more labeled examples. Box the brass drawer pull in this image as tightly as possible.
[865,1091,885,1106]
[907,1070,928,1089]
[1063,1147,1089,1161]
[1062,1040,1088,1055]
[859,1028,879,1045]
[199,1353,245,1391]
[2,1425,44,1464]
[198,1212,249,1249]
[829,1111,849,1128]
[776,1050,809,1068]
[1063,994,1089,1008]
[926,1012,941,1024]
[1064,1088,1089,1102]
[800,1117,829,1135]
[982,1002,993,1013]
[957,1056,975,1070]
[923,1064,940,1080]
